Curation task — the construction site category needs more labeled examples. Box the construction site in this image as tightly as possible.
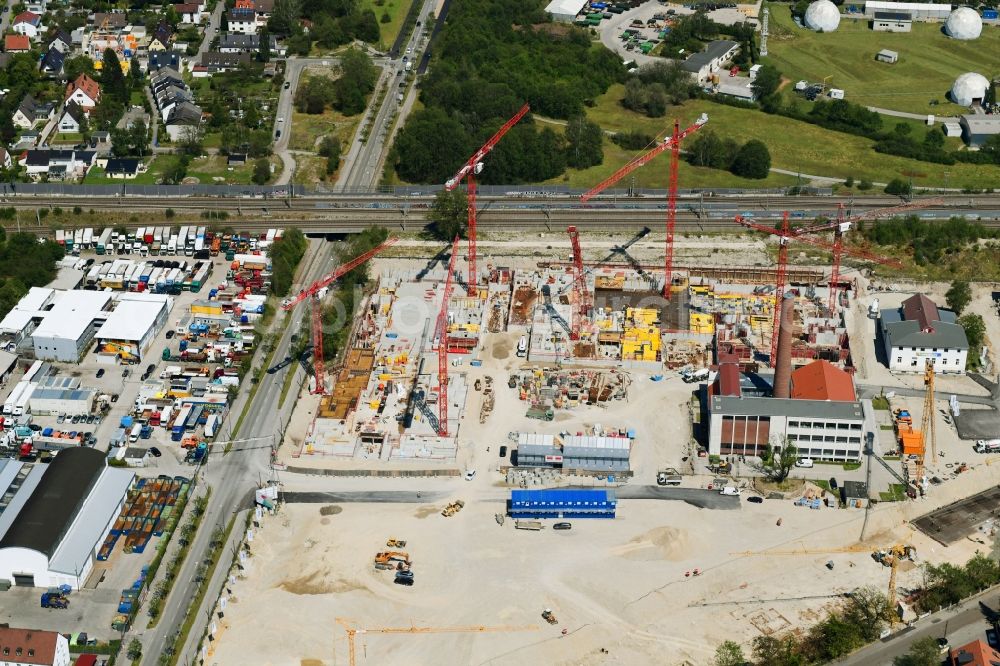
[220,112,1000,665]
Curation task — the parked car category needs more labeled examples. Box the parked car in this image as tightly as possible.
[57,413,66,423]
[829,477,839,490]
[122,368,130,378]
[464,470,476,481]
[553,522,572,530]
[166,330,175,339]
[96,368,105,378]
[795,458,814,468]
[499,445,507,458]
[149,446,162,458]
[746,496,763,504]
[283,81,290,89]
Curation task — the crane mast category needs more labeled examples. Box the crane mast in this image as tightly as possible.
[434,237,461,436]
[566,225,589,340]
[444,103,530,295]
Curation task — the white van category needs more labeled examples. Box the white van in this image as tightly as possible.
[516,336,528,357]
[720,486,741,496]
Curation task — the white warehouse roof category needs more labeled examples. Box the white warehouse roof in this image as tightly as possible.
[865,1,950,11]
[32,291,111,342]
[97,297,169,342]
[545,0,587,17]
[0,287,54,335]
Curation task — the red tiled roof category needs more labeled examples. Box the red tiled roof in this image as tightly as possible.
[75,655,98,666]
[66,74,101,104]
[714,362,741,397]
[949,638,1000,666]
[902,293,940,332]
[0,627,60,665]
[4,34,30,51]
[790,360,856,402]
[174,3,201,11]
[13,11,41,24]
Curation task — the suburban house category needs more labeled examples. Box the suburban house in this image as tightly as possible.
[39,47,65,77]
[85,32,138,63]
[148,50,185,72]
[879,293,969,374]
[48,30,72,53]
[20,149,97,180]
[12,11,43,39]
[0,626,71,666]
[58,101,87,133]
[174,2,205,23]
[148,23,174,51]
[948,639,1000,666]
[65,73,101,111]
[226,8,258,34]
[105,157,142,179]
[91,12,129,31]
[4,34,31,52]
[192,51,251,77]
[150,68,203,141]
[164,102,203,141]
[12,95,55,130]
[680,39,740,84]
[218,33,284,56]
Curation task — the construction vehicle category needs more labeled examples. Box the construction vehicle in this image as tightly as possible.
[441,499,465,517]
[874,544,916,614]
[541,609,558,625]
[515,520,544,531]
[394,570,415,586]
[373,551,411,570]
[386,538,407,548]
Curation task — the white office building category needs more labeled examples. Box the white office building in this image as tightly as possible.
[880,294,968,374]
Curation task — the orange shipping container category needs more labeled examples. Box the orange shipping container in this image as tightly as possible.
[900,430,924,456]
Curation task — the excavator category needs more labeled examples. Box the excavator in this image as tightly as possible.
[373,551,411,570]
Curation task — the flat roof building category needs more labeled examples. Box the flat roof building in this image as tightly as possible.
[681,40,740,84]
[864,0,950,20]
[96,293,171,361]
[0,449,134,589]
[514,432,632,474]
[544,0,587,21]
[880,293,968,373]
[959,114,1000,148]
[872,10,912,31]
[24,291,112,362]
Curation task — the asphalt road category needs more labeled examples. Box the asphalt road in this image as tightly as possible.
[616,486,742,509]
[834,586,1000,665]
[283,491,448,503]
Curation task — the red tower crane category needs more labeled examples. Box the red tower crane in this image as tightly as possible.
[579,114,708,298]
[444,103,531,296]
[734,214,902,367]
[434,236,461,436]
[566,225,589,340]
[790,198,943,311]
[281,237,399,394]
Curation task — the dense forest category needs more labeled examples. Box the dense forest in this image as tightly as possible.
[390,0,623,184]
[859,216,998,266]
[0,229,65,318]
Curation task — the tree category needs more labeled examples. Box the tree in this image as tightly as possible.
[688,131,738,171]
[843,586,893,642]
[100,48,128,105]
[751,436,798,482]
[958,313,986,368]
[714,640,746,666]
[319,135,342,175]
[730,140,771,179]
[751,64,782,102]
[893,637,942,666]
[564,116,604,169]
[63,55,96,83]
[127,638,143,660]
[252,158,271,184]
[258,27,272,62]
[428,189,468,241]
[945,280,971,315]
[884,178,912,196]
[334,48,377,115]
[177,125,205,157]
[751,635,802,666]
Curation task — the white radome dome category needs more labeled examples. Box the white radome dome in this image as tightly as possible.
[945,7,982,40]
[951,72,990,107]
[804,0,841,31]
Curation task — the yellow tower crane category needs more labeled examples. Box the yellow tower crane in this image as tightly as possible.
[916,360,936,491]
[335,618,539,666]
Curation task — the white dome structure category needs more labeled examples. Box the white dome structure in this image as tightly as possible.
[945,7,982,40]
[951,72,990,107]
[804,0,841,31]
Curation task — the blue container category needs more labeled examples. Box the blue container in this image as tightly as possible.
[120,415,133,428]
[984,9,998,19]
[42,427,53,436]
[179,339,188,351]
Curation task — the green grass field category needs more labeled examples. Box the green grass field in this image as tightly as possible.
[584,85,1000,188]
[361,0,410,51]
[763,2,1000,115]
[84,155,271,185]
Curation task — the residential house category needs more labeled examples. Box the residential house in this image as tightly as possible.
[226,8,258,34]
[174,2,205,24]
[192,51,251,77]
[65,73,101,111]
[58,101,87,133]
[105,158,141,179]
[879,293,969,374]
[20,149,96,180]
[12,11,43,39]
[0,626,72,666]
[86,32,137,63]
[948,639,1000,666]
[148,50,185,72]
[164,102,203,141]
[40,47,65,77]
[218,33,283,56]
[149,23,174,51]
[13,95,55,130]
[48,30,72,53]
[4,34,31,53]
[680,39,740,84]
[91,12,129,31]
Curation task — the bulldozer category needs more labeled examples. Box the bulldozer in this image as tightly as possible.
[541,609,558,625]
[386,538,407,548]
[441,500,466,517]
[374,551,411,570]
